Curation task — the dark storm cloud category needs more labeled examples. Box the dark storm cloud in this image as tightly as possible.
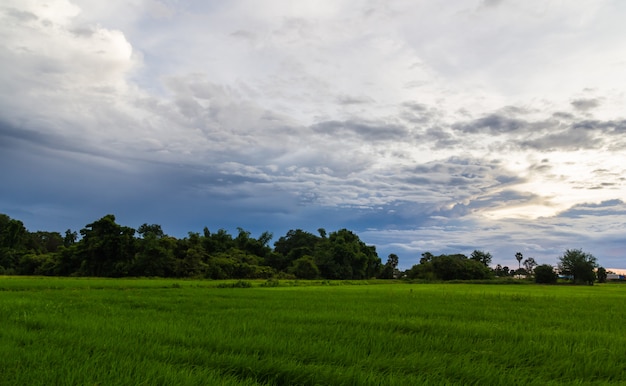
[0,119,105,159]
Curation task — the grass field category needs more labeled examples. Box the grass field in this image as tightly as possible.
[1,277,625,385]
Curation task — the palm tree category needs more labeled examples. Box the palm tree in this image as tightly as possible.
[515,252,523,278]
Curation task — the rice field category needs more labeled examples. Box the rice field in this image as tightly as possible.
[1,277,625,385]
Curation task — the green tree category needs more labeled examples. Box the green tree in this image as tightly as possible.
[430,254,491,281]
[378,253,399,279]
[0,216,28,272]
[523,257,537,278]
[314,229,381,279]
[63,229,78,247]
[515,252,523,278]
[273,229,320,271]
[493,264,510,277]
[132,224,175,277]
[558,249,598,285]
[534,264,558,284]
[470,250,492,266]
[290,255,320,279]
[78,214,136,277]
[25,231,63,254]
[597,266,607,283]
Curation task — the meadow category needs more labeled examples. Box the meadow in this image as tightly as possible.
[1,277,625,385]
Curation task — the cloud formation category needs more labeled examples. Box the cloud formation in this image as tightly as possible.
[1,0,625,269]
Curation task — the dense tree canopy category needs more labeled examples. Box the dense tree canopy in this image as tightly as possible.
[0,213,381,280]
[0,213,606,283]
[534,264,558,284]
[405,251,493,281]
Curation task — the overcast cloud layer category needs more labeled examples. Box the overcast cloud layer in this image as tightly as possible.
[1,0,625,269]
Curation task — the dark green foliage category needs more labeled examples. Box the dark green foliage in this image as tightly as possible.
[515,252,523,275]
[0,212,605,287]
[78,214,136,277]
[378,253,399,279]
[63,229,77,247]
[470,250,492,266]
[597,266,607,283]
[260,278,281,287]
[523,257,537,277]
[272,229,320,271]
[25,231,63,254]
[290,255,320,279]
[558,249,598,285]
[216,280,252,288]
[406,252,493,281]
[534,264,558,284]
[493,264,512,277]
[314,229,381,279]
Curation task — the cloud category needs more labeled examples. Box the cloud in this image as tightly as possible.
[520,128,602,151]
[1,0,626,273]
[571,98,602,111]
[311,120,408,141]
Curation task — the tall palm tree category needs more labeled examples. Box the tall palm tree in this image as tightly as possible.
[515,252,523,278]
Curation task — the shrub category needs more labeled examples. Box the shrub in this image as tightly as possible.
[260,278,280,287]
[217,280,252,288]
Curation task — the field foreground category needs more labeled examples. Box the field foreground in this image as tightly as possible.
[1,277,625,385]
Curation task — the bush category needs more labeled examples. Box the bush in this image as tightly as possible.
[216,280,252,288]
[534,264,558,284]
[260,278,280,287]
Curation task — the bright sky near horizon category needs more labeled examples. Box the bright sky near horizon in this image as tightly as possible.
[1,0,625,269]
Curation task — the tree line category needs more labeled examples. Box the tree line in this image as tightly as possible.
[0,213,604,283]
[0,213,384,279]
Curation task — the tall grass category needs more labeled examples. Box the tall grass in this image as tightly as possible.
[1,277,625,385]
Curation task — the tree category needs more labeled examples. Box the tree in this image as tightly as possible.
[272,229,320,271]
[470,250,492,266]
[132,225,175,277]
[63,229,78,247]
[515,252,523,278]
[78,214,136,277]
[0,216,29,273]
[523,257,537,278]
[290,255,320,279]
[137,223,164,239]
[534,264,558,284]
[430,254,491,281]
[378,253,399,279]
[558,249,598,285]
[597,266,607,283]
[314,229,381,279]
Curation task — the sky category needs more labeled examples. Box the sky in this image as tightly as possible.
[1,0,625,270]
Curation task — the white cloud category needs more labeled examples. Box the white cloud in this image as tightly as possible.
[2,0,626,269]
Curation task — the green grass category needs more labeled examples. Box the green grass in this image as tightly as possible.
[1,277,625,385]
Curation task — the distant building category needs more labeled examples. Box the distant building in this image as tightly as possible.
[605,268,626,281]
